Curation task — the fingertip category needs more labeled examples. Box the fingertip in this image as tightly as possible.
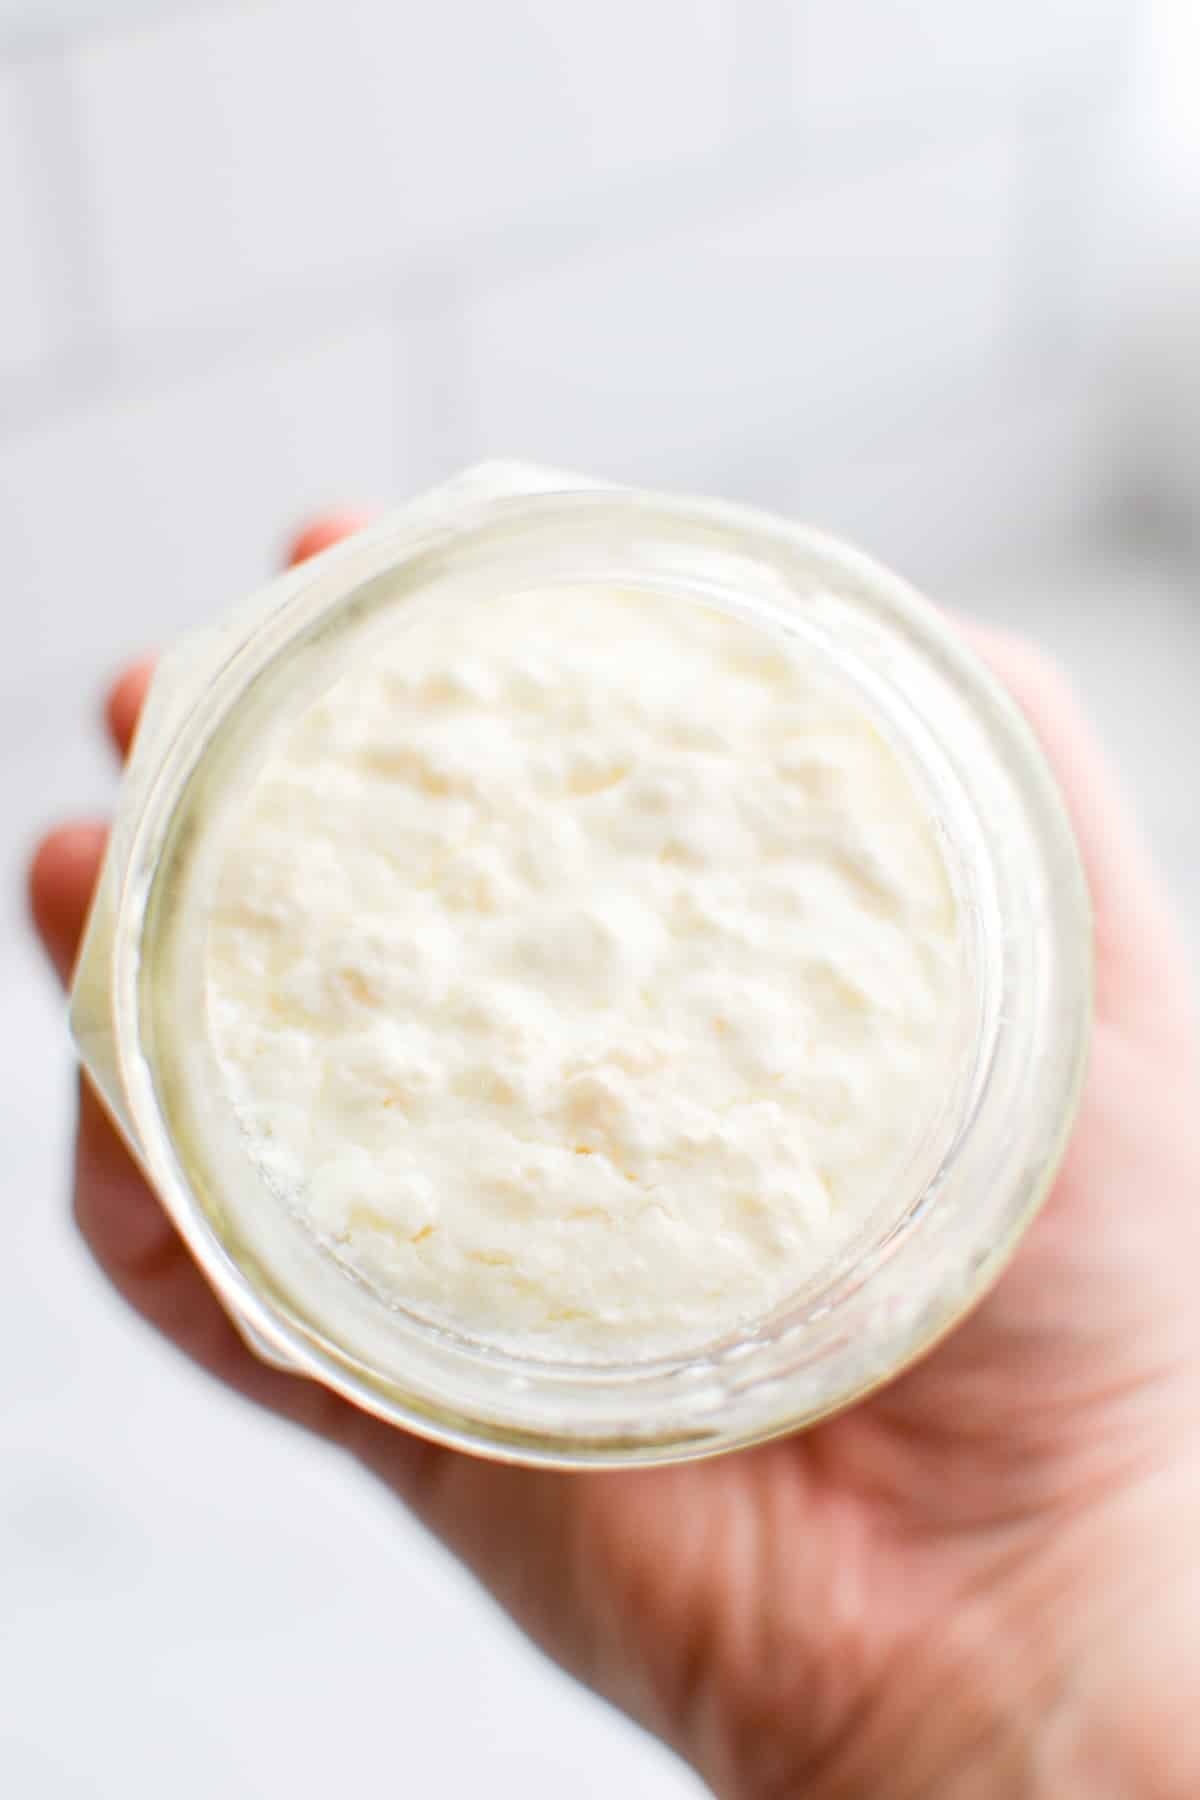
[28,822,108,985]
[105,658,156,759]
[284,511,372,570]
[29,821,107,920]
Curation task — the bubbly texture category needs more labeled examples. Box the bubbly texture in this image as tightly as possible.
[204,585,960,1357]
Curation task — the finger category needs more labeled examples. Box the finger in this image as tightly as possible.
[105,658,157,760]
[960,624,1192,1046]
[30,822,393,1445]
[73,1076,360,1448]
[284,510,372,570]
[965,626,1140,907]
[28,822,107,985]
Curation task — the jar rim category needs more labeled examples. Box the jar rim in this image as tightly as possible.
[106,476,1093,1466]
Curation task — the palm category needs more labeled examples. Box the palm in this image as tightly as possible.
[31,548,1199,1796]
[470,991,1200,1787]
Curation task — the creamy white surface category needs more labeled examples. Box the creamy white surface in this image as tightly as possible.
[204,586,959,1356]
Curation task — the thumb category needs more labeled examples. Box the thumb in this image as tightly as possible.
[962,624,1193,1052]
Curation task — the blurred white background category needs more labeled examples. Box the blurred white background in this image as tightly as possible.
[2,2,1197,1795]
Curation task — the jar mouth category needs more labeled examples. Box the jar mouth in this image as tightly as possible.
[111,483,1092,1465]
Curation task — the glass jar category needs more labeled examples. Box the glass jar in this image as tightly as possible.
[70,461,1092,1467]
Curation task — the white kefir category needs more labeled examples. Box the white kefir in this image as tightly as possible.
[202,584,960,1357]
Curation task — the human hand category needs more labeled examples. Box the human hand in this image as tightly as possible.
[30,517,1200,1798]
